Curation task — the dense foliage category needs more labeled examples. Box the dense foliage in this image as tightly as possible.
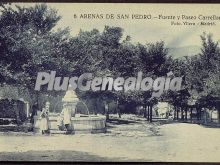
[0,4,219,115]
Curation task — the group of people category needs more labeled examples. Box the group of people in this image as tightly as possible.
[33,102,73,135]
[57,103,74,133]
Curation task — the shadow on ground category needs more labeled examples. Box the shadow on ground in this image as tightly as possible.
[107,118,138,125]
[0,150,149,162]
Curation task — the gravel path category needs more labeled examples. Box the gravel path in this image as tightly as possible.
[0,121,220,162]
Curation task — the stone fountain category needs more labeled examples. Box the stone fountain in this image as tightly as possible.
[33,87,106,134]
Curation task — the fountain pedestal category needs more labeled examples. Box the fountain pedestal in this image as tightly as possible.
[62,89,79,117]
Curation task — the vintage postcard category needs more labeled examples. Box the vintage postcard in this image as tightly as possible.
[0,2,220,162]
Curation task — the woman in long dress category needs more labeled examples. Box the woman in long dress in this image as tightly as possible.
[40,102,50,134]
[60,103,73,133]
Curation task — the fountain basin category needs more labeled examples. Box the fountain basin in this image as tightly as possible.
[33,114,106,134]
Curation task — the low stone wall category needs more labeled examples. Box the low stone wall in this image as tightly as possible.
[34,114,106,133]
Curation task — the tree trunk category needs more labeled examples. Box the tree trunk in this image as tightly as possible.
[14,101,21,125]
[177,107,179,120]
[204,108,207,124]
[185,107,187,121]
[181,106,184,120]
[94,98,98,115]
[37,92,40,110]
[106,113,109,121]
[104,101,109,121]
[190,107,193,122]
[118,105,121,118]
[149,105,153,122]
[116,99,121,118]
[143,104,147,118]
[175,107,177,119]
[218,110,220,124]
[147,105,150,121]
[118,108,121,118]
[199,107,202,120]
[196,106,199,121]
[217,103,220,124]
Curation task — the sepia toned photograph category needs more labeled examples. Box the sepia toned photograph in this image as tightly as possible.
[0,3,220,162]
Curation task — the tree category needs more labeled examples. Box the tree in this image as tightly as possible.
[0,4,72,110]
[171,33,220,123]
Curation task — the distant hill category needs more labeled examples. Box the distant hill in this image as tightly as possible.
[168,46,201,59]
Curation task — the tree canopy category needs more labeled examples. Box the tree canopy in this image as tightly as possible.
[1,3,220,114]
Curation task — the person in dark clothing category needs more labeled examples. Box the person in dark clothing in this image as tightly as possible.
[30,103,38,125]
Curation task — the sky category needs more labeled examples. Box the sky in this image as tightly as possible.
[14,3,220,48]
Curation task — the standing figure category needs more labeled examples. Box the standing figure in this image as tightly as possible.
[62,103,73,133]
[57,110,64,131]
[40,102,50,134]
[30,103,38,125]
